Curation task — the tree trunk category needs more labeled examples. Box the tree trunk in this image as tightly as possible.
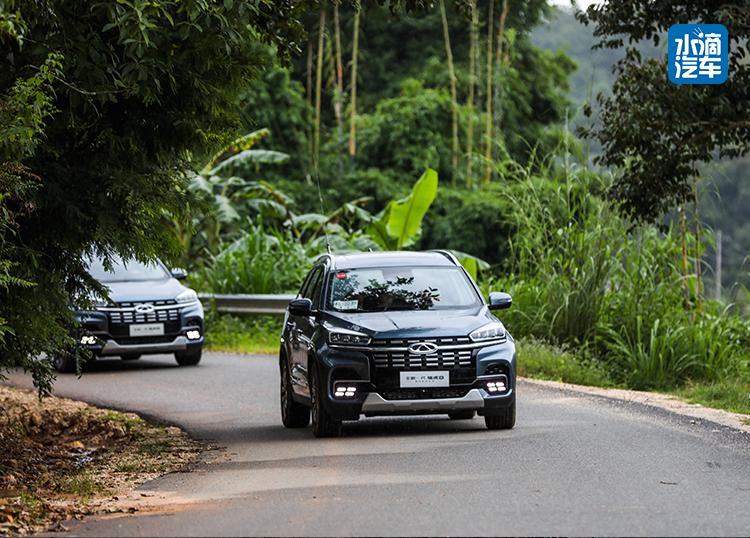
[313,6,327,171]
[333,1,345,157]
[483,0,495,184]
[306,41,314,169]
[492,0,509,173]
[348,7,360,157]
[466,0,478,187]
[439,0,459,183]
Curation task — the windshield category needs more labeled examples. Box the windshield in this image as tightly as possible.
[87,256,169,283]
[326,266,480,312]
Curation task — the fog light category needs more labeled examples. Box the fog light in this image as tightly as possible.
[333,382,358,399]
[186,330,201,340]
[485,379,507,393]
[80,335,96,345]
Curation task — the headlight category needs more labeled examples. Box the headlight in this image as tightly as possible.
[328,330,371,346]
[175,289,198,304]
[469,322,506,342]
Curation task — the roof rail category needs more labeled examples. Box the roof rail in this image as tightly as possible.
[427,249,460,266]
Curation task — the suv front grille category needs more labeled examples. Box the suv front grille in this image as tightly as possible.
[368,336,477,390]
[370,336,473,369]
[372,349,472,369]
[102,305,183,338]
[107,307,181,325]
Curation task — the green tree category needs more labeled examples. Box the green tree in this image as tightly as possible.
[578,1,750,220]
[0,0,315,393]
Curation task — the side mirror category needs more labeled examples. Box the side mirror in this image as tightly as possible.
[488,291,512,310]
[288,298,314,316]
[171,267,188,280]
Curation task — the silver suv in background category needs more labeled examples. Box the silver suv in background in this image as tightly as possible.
[54,256,204,372]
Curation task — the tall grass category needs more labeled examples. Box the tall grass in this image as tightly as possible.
[488,157,750,390]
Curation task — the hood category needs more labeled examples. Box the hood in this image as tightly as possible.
[102,278,187,303]
[321,307,497,339]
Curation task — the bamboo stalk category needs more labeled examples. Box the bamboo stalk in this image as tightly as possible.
[439,0,459,183]
[466,0,478,187]
[306,41,314,169]
[348,7,360,157]
[483,0,495,184]
[313,6,327,171]
[492,0,509,173]
[333,2,345,150]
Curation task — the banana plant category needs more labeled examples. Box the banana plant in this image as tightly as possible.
[365,168,488,279]
[366,168,438,250]
[180,129,292,262]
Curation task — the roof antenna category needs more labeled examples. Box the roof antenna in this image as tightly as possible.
[314,170,331,254]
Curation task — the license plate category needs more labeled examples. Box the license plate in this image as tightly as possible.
[400,371,449,388]
[129,323,164,337]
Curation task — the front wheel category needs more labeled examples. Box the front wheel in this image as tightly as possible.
[310,365,341,438]
[175,348,202,366]
[280,360,310,428]
[485,400,516,430]
[52,354,77,373]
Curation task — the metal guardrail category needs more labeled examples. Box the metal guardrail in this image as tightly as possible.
[198,293,295,315]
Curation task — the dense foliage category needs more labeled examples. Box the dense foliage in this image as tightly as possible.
[0,0,316,392]
[579,1,750,221]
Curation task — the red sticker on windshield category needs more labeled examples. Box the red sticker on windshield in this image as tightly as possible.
[335,271,348,279]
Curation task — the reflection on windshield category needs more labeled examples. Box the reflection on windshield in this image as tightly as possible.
[328,266,478,312]
[87,256,168,283]
[355,276,439,311]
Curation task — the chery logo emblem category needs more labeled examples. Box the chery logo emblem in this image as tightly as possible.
[408,342,438,355]
[135,303,155,314]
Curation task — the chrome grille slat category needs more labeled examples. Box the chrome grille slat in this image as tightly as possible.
[106,307,181,325]
[370,336,476,369]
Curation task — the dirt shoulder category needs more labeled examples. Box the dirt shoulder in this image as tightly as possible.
[521,376,750,433]
[0,385,203,536]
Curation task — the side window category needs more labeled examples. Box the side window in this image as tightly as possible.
[310,270,326,308]
[298,269,316,299]
[301,266,323,300]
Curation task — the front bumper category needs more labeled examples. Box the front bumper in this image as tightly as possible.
[317,338,517,420]
[94,335,199,356]
[360,387,514,415]
[75,300,204,357]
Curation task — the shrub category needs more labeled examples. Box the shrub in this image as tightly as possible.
[418,186,514,267]
[193,221,310,294]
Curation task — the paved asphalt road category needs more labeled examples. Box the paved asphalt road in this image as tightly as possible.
[8,352,750,536]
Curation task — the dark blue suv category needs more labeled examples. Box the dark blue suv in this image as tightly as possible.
[279,251,516,437]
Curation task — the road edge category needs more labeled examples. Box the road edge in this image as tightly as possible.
[519,376,750,434]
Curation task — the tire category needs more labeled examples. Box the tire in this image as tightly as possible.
[485,400,516,430]
[175,348,202,366]
[448,410,476,420]
[310,364,341,438]
[121,354,141,361]
[280,359,310,428]
[52,354,77,374]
